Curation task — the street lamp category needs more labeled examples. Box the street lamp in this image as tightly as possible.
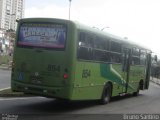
[124,37,128,40]
[101,26,110,31]
[92,26,110,31]
[92,26,99,30]
[69,0,72,20]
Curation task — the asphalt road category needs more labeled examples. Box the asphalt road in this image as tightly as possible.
[0,83,160,120]
[0,69,11,89]
[0,70,160,119]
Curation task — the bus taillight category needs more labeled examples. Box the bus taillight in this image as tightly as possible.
[63,73,68,79]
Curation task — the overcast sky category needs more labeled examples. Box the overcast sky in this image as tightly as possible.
[25,0,160,55]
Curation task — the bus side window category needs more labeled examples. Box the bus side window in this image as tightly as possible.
[79,32,94,48]
[103,51,111,62]
[132,48,140,56]
[79,32,86,46]
[93,37,110,62]
[86,34,94,48]
[110,41,122,63]
[78,32,93,60]
[140,50,146,65]
[111,41,122,53]
[132,56,140,65]
[105,38,110,51]
[93,50,110,62]
[78,47,93,60]
[94,37,106,49]
[109,52,122,63]
[132,48,140,65]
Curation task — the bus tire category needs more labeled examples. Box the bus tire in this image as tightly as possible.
[100,84,111,105]
[133,83,140,96]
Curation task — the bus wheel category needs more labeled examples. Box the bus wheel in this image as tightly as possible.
[133,84,140,96]
[100,84,111,104]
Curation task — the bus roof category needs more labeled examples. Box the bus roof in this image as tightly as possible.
[73,20,151,52]
[18,18,152,53]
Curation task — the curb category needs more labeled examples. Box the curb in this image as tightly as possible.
[0,64,12,70]
[150,78,160,86]
[0,87,11,91]
[0,88,34,97]
[0,66,11,70]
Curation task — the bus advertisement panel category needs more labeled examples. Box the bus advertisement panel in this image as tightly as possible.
[18,23,66,49]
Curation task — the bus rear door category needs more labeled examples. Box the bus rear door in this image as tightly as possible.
[122,48,131,93]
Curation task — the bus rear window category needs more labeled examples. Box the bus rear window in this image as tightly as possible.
[18,23,66,49]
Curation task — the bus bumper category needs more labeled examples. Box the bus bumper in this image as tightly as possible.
[11,81,72,99]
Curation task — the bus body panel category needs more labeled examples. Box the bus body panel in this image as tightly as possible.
[71,61,145,100]
[12,50,69,86]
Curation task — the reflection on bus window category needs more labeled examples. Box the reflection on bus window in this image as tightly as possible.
[111,41,122,53]
[78,31,122,64]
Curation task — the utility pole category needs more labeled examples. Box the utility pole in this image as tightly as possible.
[69,0,72,20]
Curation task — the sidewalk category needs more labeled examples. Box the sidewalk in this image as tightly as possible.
[0,64,11,70]
[150,77,160,86]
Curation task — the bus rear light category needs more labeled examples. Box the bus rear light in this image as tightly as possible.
[63,73,68,79]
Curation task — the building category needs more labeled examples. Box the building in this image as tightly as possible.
[0,0,25,31]
[0,0,24,54]
[10,0,25,31]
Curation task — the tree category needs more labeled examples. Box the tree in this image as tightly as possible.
[5,29,16,56]
[6,29,16,40]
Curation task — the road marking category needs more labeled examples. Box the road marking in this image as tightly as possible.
[0,97,30,101]
[0,97,44,101]
[0,87,11,91]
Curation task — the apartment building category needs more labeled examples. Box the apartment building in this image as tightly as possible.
[0,0,24,54]
[0,0,25,31]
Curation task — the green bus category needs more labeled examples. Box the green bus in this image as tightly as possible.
[11,18,152,104]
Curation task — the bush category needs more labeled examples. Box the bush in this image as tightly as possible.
[0,55,12,65]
